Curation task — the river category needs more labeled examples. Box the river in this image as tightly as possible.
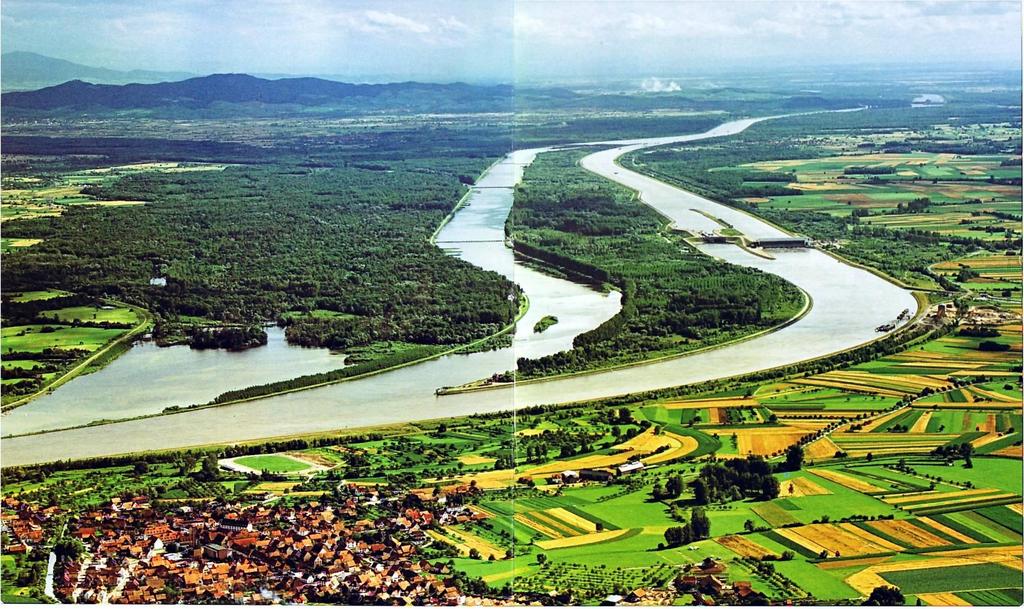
[0,116,918,465]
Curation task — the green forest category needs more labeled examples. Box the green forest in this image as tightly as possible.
[2,148,521,363]
[510,149,805,378]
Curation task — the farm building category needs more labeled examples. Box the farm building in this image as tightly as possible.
[580,468,614,481]
[617,461,645,475]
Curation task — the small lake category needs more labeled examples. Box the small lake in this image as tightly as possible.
[1,326,344,432]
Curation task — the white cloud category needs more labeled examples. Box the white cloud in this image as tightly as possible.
[640,77,681,92]
[362,10,430,34]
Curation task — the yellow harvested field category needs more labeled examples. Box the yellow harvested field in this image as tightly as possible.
[909,411,933,433]
[716,535,775,559]
[917,517,977,545]
[817,556,894,570]
[704,426,814,456]
[446,527,506,560]
[545,508,598,533]
[934,256,1021,270]
[788,181,860,191]
[468,505,495,519]
[523,428,696,476]
[867,520,950,548]
[774,527,828,556]
[804,436,841,460]
[708,407,724,425]
[780,477,832,498]
[524,511,581,538]
[535,529,630,550]
[836,523,903,552]
[516,428,546,436]
[791,523,900,556]
[1008,503,1024,515]
[832,371,952,390]
[884,487,1001,506]
[918,593,969,606]
[782,421,833,431]
[907,492,1018,512]
[514,513,566,539]
[458,454,497,465]
[988,445,1021,458]
[460,469,515,489]
[645,432,700,465]
[249,481,299,492]
[427,528,505,560]
[969,386,1021,403]
[970,432,1003,448]
[7,238,42,247]
[808,468,885,493]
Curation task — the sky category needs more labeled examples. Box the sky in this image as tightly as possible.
[2,0,1021,83]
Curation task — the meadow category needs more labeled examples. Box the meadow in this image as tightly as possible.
[1,290,148,407]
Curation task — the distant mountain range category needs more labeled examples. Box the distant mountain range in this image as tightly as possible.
[2,72,515,114]
[2,51,195,91]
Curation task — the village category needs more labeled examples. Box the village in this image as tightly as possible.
[2,475,771,606]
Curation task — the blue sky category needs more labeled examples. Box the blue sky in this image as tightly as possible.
[2,0,1020,82]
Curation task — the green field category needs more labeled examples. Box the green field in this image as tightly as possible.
[2,324,125,353]
[882,563,1022,594]
[233,455,312,473]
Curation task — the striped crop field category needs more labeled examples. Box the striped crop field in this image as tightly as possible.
[863,519,957,548]
[831,432,958,457]
[808,468,886,493]
[426,527,506,560]
[534,528,633,550]
[520,427,697,477]
[879,487,1024,517]
[775,523,902,557]
[716,534,776,559]
[779,476,832,498]
[804,436,842,460]
[513,507,602,541]
[844,546,1024,595]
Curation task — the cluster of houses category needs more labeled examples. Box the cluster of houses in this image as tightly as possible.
[1,496,57,554]
[5,476,768,607]
[46,485,504,605]
[675,558,762,606]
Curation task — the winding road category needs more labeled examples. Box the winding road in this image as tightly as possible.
[0,115,918,466]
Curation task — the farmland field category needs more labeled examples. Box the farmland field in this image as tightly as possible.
[232,455,313,473]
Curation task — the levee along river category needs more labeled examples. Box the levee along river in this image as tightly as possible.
[1,117,918,465]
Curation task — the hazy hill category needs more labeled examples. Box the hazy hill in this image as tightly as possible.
[1,72,515,114]
[1,51,194,91]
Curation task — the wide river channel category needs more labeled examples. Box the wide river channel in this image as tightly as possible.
[1,116,918,465]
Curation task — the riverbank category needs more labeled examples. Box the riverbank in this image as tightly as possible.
[2,299,154,412]
[4,305,942,466]
[438,285,812,396]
